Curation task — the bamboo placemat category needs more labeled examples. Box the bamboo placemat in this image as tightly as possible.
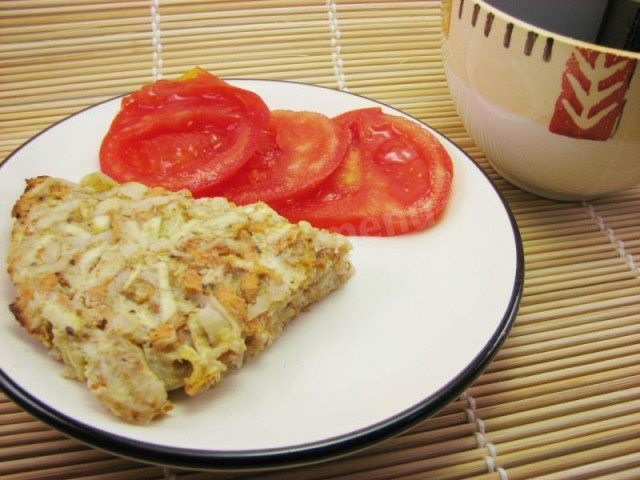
[1,1,640,479]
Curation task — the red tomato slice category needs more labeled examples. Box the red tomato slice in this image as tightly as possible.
[209,110,348,205]
[121,67,270,128]
[277,108,454,236]
[100,105,259,197]
[100,68,271,196]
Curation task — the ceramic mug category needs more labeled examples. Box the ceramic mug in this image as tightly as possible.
[441,0,640,201]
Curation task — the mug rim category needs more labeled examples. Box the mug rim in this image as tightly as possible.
[472,0,640,60]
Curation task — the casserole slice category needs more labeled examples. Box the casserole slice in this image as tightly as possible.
[8,173,353,423]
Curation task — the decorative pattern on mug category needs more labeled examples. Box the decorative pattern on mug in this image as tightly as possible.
[457,0,554,61]
[549,48,637,141]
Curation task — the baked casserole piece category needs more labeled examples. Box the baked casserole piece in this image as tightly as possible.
[7,173,353,423]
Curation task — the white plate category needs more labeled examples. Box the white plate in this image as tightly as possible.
[0,80,523,470]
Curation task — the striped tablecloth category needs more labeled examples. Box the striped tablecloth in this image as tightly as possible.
[1,1,639,479]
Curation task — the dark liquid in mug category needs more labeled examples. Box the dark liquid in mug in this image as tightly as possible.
[484,0,639,52]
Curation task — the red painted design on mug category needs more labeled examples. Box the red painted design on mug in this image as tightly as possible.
[549,48,636,141]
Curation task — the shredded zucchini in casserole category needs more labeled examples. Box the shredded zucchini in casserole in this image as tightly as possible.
[7,173,353,423]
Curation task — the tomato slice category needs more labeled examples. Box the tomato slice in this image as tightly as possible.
[100,106,258,197]
[209,110,348,205]
[121,67,270,128]
[100,68,270,196]
[276,108,454,236]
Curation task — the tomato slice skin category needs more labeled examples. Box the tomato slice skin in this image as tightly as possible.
[100,106,259,197]
[209,110,348,205]
[121,68,270,128]
[100,68,269,196]
[277,108,454,236]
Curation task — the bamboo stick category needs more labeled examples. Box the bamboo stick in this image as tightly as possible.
[515,210,590,228]
[397,425,640,480]
[495,411,640,457]
[472,355,640,399]
[520,283,640,312]
[160,23,329,40]
[0,1,147,16]
[160,17,330,35]
[478,342,640,386]
[0,76,161,100]
[469,364,640,404]
[0,129,60,141]
[524,259,631,285]
[382,458,493,480]
[525,260,629,284]
[162,28,435,51]
[0,13,150,30]
[523,232,608,254]
[615,226,640,240]
[0,438,86,462]
[519,223,601,242]
[502,310,640,353]
[525,250,619,270]
[0,5,325,28]
[584,463,640,480]
[0,412,40,425]
[159,0,326,8]
[0,0,140,7]
[496,426,640,475]
[515,206,588,222]
[510,199,570,215]
[368,427,478,458]
[384,422,481,446]
[0,449,117,476]
[522,270,637,298]
[0,21,151,43]
[0,55,152,73]
[517,215,594,233]
[595,210,640,225]
[322,457,489,480]
[340,68,445,82]
[503,315,640,352]
[0,402,22,415]
[0,458,149,480]
[520,277,640,306]
[377,410,640,466]
[74,467,167,480]
[0,420,50,437]
[0,25,152,44]
[160,1,328,17]
[260,443,486,480]
[524,242,618,264]
[0,33,151,54]
[472,375,640,416]
[592,202,640,216]
[436,381,640,443]
[432,398,468,418]
[0,114,75,129]
[0,58,363,92]
[483,398,640,446]
[395,410,468,433]
[488,332,640,372]
[0,429,64,448]
[338,7,437,20]
[514,294,640,325]
[591,189,640,205]
[0,86,143,107]
[492,438,640,480]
